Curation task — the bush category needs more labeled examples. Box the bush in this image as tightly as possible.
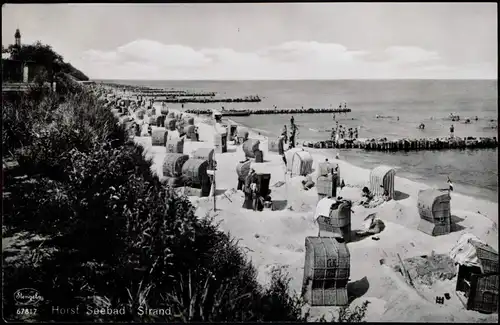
[5,41,89,81]
[2,85,367,323]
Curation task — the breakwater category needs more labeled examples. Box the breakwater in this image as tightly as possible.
[301,137,498,151]
[184,107,351,116]
[157,95,261,103]
[137,92,216,97]
[99,82,260,102]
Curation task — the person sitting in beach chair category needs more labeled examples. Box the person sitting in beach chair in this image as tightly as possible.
[242,169,256,209]
[251,182,259,211]
[381,185,391,201]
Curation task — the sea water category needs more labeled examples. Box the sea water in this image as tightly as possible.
[102,79,498,203]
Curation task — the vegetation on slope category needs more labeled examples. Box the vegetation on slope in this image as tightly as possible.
[3,41,89,81]
[2,68,366,323]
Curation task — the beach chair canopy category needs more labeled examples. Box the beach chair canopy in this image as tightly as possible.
[314,197,337,222]
[449,233,499,274]
[369,165,396,199]
[291,150,314,177]
[417,188,451,222]
[302,236,351,306]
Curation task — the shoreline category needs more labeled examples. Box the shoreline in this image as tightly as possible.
[116,90,497,322]
[225,117,499,206]
[134,99,498,226]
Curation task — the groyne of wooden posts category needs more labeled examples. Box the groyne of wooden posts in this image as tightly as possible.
[301,137,498,151]
[185,107,351,116]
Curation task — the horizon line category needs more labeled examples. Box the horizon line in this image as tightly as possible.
[93,78,498,81]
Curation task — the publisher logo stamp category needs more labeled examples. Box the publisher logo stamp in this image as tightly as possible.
[14,288,44,306]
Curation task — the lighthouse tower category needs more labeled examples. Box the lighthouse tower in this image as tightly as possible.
[11,28,22,61]
[15,28,21,47]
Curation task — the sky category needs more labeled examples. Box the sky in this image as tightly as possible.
[2,3,497,80]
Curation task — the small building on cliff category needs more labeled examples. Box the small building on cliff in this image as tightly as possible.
[2,28,46,91]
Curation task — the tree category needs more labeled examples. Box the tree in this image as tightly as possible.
[4,41,89,81]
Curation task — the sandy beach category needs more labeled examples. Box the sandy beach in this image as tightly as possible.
[122,99,498,323]
[3,3,497,322]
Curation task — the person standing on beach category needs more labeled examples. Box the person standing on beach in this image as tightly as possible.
[447,177,454,192]
[282,125,288,143]
[289,117,297,148]
[289,123,297,148]
[450,124,455,138]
